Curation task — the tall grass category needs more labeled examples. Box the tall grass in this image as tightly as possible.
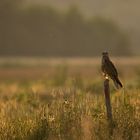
[0,76,139,140]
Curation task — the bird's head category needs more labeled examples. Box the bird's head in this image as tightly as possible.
[102,51,109,57]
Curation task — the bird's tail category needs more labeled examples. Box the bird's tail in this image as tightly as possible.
[113,77,123,89]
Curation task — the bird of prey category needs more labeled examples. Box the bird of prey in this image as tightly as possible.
[101,52,123,89]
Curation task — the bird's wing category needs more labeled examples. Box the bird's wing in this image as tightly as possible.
[101,63,105,73]
[106,60,118,77]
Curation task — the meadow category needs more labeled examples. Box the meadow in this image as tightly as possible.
[0,58,139,140]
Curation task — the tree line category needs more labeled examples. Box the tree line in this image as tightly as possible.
[0,0,131,57]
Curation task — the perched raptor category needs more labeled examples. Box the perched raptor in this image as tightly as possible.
[101,52,123,89]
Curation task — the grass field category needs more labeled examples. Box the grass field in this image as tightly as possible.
[0,58,139,140]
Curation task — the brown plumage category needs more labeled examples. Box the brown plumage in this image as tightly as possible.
[101,52,123,89]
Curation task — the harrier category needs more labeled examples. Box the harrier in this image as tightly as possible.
[101,52,123,89]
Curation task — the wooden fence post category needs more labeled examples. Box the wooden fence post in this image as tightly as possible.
[104,78,114,136]
[104,78,112,121]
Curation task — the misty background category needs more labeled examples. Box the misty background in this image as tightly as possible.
[1,0,140,57]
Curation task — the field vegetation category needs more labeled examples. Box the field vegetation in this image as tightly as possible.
[0,58,139,140]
